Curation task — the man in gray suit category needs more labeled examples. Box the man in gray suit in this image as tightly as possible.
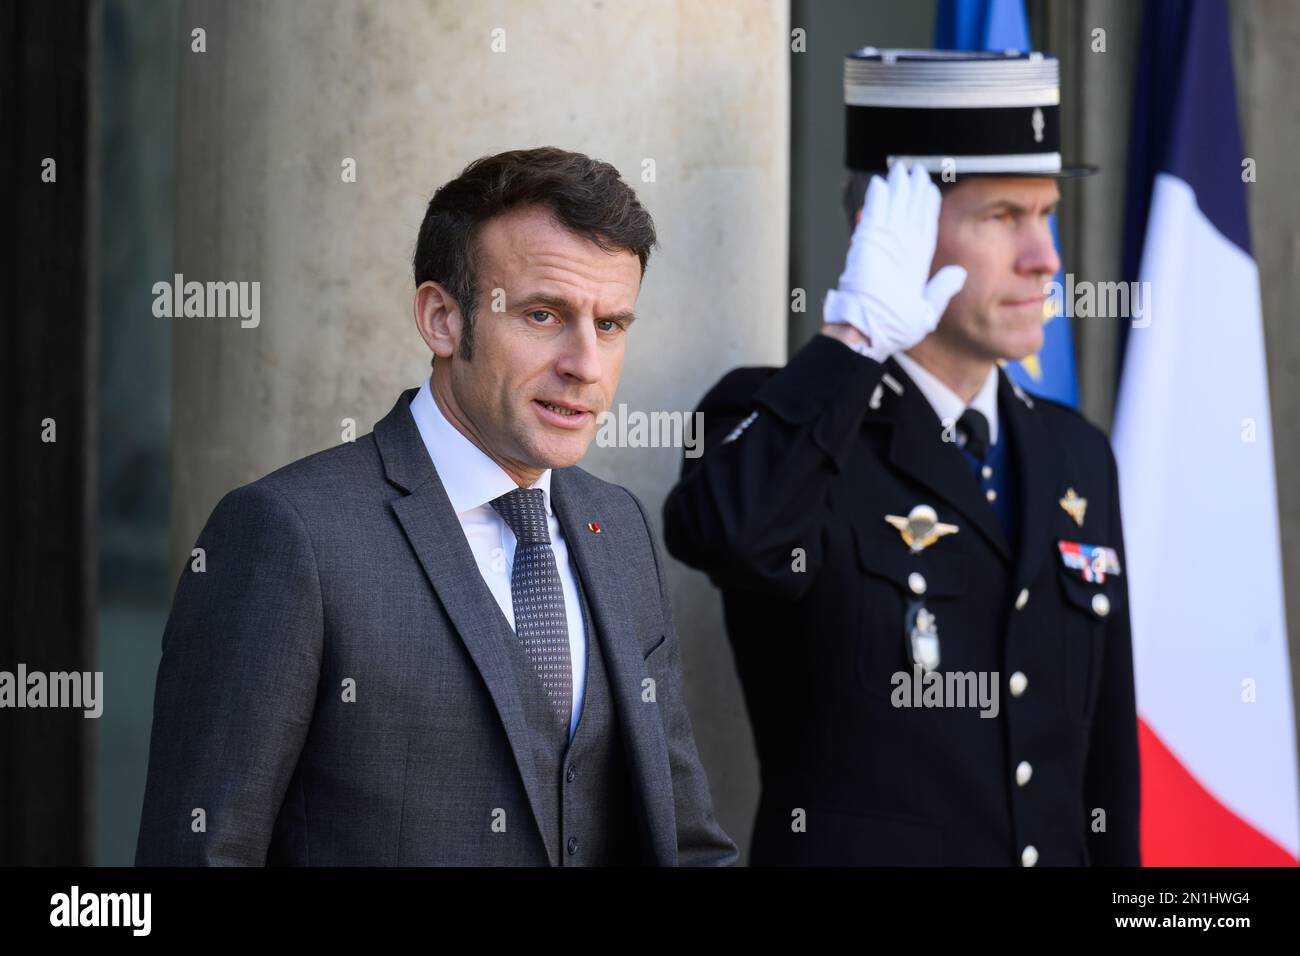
[136,147,736,866]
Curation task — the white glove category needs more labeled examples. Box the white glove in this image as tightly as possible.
[824,162,967,362]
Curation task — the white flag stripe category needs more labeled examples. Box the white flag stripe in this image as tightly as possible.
[1114,172,1299,856]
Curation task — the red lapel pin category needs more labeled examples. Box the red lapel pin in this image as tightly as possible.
[587,522,602,533]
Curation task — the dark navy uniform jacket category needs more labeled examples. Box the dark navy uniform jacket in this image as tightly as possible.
[663,334,1140,866]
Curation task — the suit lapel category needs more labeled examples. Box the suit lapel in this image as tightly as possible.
[883,359,1013,562]
[374,390,558,866]
[998,371,1064,594]
[550,470,679,866]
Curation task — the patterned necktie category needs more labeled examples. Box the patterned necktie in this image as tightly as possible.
[490,487,573,728]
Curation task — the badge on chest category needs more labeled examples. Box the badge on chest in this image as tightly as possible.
[883,504,959,672]
[905,601,941,672]
[884,504,958,554]
[1057,539,1121,584]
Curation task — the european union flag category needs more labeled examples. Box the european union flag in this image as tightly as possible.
[936,0,1080,408]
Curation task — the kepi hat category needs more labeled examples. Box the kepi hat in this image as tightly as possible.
[844,48,1096,178]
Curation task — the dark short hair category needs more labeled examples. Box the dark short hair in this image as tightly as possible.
[841,167,956,233]
[413,147,658,361]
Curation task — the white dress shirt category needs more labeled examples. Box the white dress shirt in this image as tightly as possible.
[892,351,1000,448]
[408,377,586,738]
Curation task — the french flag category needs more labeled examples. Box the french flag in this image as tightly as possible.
[1112,0,1299,865]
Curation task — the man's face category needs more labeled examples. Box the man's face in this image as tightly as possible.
[928,177,1061,363]
[438,205,642,479]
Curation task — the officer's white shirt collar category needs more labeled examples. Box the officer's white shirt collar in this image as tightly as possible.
[892,351,1000,448]
[408,376,554,516]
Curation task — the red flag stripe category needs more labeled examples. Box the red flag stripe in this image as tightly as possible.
[1139,717,1298,866]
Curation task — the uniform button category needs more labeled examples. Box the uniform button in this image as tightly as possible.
[1009,671,1028,697]
[566,764,577,783]
[1021,845,1039,867]
[1014,588,1029,610]
[1015,760,1033,786]
[1092,593,1111,618]
[908,572,927,595]
[986,488,998,503]
[981,465,993,479]
[567,837,578,855]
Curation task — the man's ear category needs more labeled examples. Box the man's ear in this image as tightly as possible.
[414,280,460,360]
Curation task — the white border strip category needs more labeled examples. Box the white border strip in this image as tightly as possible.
[846,85,1059,108]
[886,153,1063,174]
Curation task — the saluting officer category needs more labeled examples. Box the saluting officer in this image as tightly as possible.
[664,49,1139,866]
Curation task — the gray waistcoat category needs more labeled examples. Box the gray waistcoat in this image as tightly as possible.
[504,566,644,865]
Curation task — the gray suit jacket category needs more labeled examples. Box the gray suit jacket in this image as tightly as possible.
[135,388,736,866]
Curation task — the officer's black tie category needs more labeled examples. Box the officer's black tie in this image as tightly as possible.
[956,408,991,461]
